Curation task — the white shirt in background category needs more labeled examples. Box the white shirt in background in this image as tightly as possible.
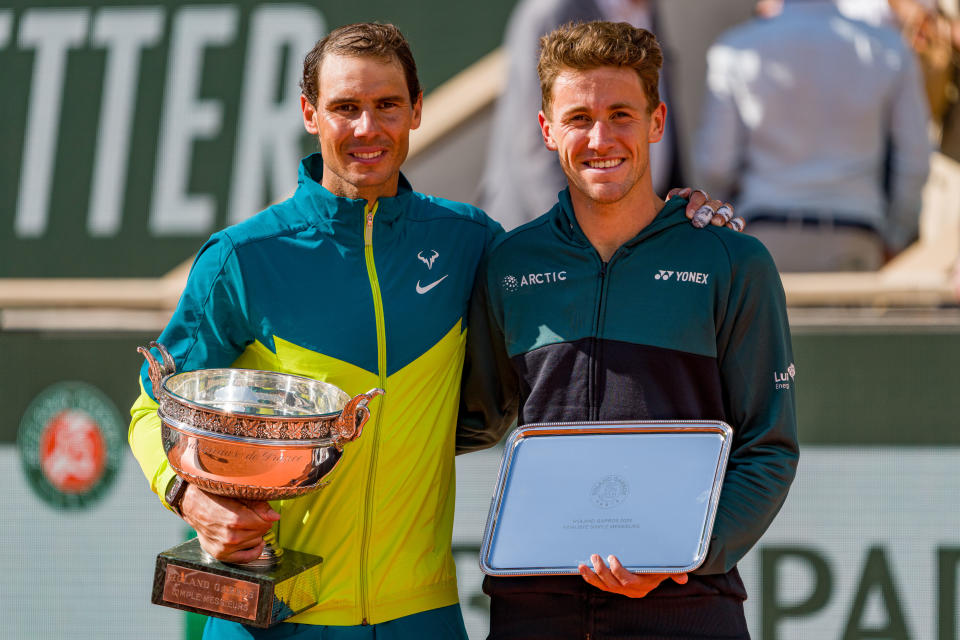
[696,0,932,250]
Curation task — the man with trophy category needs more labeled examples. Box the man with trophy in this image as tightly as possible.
[129,22,502,638]
[457,21,799,640]
[129,20,737,640]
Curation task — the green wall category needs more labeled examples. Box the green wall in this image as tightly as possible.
[791,329,960,445]
[4,324,958,446]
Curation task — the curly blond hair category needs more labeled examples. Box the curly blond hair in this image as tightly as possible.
[538,21,662,117]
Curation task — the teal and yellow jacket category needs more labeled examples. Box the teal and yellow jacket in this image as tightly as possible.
[459,192,798,599]
[130,154,501,625]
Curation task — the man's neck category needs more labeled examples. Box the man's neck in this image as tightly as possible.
[321,174,399,210]
[569,184,664,262]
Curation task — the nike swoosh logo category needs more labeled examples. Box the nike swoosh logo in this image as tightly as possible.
[416,274,449,294]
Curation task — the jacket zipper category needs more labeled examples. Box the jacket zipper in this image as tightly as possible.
[360,200,387,625]
[590,260,607,421]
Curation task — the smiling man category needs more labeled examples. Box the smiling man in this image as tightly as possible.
[129,21,735,640]
[129,24,498,640]
[458,21,798,639]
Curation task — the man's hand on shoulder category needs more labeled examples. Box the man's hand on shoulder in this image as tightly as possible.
[179,483,281,564]
[667,188,745,232]
[578,554,688,598]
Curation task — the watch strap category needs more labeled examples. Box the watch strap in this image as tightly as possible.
[165,474,189,517]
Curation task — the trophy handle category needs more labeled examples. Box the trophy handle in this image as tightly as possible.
[333,388,384,449]
[137,341,177,399]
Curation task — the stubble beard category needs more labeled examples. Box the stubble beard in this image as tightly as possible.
[573,157,648,207]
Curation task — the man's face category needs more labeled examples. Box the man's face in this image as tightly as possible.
[301,53,422,201]
[539,66,665,206]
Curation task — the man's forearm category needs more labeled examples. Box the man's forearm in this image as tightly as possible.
[697,440,798,574]
[701,244,799,574]
[128,385,178,507]
[456,270,519,454]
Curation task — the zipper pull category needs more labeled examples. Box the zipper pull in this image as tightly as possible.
[364,202,377,246]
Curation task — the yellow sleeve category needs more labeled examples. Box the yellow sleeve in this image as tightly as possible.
[128,379,179,511]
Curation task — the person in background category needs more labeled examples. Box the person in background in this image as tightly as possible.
[478,0,685,230]
[695,0,932,272]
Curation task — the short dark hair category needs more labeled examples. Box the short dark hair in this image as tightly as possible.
[538,21,662,117]
[300,23,421,105]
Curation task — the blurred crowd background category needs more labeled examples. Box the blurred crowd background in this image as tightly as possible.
[0,1,958,639]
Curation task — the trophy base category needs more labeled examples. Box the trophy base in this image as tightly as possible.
[152,538,323,629]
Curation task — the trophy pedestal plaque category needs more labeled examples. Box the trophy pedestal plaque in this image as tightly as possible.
[152,539,323,628]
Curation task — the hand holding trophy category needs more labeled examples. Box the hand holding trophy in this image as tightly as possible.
[139,342,383,628]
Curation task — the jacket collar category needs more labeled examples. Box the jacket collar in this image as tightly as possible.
[551,188,690,252]
[295,153,414,225]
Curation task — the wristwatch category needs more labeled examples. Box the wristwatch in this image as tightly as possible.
[165,474,189,517]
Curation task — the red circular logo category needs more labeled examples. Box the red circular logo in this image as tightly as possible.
[38,409,107,494]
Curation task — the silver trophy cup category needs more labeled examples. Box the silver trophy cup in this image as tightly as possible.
[139,342,383,627]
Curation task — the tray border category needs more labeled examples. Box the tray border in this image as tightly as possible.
[479,420,733,577]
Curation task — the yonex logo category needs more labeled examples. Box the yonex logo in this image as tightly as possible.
[654,269,709,284]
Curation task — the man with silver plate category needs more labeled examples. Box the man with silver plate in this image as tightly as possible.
[457,21,799,640]
[129,21,736,640]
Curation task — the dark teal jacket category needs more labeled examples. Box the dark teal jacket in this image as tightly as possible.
[459,191,798,598]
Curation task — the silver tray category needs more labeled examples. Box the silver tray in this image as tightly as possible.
[479,420,732,576]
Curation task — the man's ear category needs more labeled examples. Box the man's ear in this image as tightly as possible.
[539,111,558,151]
[410,91,423,131]
[301,94,319,136]
[648,101,666,144]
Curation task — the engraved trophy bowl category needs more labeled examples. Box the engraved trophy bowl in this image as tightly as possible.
[139,342,384,627]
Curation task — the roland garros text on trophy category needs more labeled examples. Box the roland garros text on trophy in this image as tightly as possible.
[139,342,383,628]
